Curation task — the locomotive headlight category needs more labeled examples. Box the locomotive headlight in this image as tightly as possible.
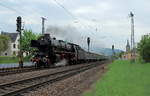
[43,57,47,62]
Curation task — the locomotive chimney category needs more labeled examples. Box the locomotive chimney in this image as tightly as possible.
[44,33,50,40]
[53,37,56,40]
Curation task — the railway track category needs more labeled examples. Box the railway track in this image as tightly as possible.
[0,61,106,76]
[0,61,105,96]
[0,66,46,76]
[0,65,68,76]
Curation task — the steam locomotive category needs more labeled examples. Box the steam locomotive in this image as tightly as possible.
[30,34,107,68]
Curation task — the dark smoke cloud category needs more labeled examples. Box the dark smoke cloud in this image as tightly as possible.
[46,25,105,52]
[46,25,84,44]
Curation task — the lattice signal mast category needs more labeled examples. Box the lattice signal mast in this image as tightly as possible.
[129,12,135,60]
[129,12,135,50]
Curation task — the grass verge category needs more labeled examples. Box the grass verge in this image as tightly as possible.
[0,56,30,64]
[83,60,150,96]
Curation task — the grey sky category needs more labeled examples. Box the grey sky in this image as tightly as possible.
[0,0,150,51]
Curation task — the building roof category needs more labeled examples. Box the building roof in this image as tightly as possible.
[1,31,19,42]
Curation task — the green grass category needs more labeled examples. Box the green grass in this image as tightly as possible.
[0,56,30,64]
[83,60,150,96]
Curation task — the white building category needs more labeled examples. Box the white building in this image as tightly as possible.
[0,32,20,57]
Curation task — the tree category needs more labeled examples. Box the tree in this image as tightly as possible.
[137,35,150,62]
[116,51,124,58]
[21,29,40,55]
[0,35,10,54]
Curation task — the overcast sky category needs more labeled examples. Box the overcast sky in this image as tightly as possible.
[0,0,150,51]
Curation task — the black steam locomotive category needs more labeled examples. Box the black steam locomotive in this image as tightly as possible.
[30,34,106,68]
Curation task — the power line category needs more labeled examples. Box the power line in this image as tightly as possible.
[0,2,41,32]
[53,0,87,40]
[0,2,24,15]
[53,0,76,19]
[0,2,42,21]
[53,0,98,37]
[0,1,100,40]
[52,0,107,51]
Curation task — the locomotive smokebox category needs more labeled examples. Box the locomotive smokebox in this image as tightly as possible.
[31,40,39,47]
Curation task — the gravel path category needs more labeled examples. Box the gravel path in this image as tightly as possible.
[25,62,108,96]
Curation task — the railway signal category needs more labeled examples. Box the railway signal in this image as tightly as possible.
[16,16,23,68]
[16,16,22,32]
[112,45,115,60]
[112,45,114,50]
[87,37,90,52]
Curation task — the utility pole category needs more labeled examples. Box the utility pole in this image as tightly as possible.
[41,17,46,35]
[16,16,23,68]
[129,12,135,62]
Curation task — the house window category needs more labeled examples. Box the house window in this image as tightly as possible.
[13,44,16,48]
[5,53,7,56]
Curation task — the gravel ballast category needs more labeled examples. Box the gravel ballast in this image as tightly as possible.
[25,62,108,96]
[0,63,93,84]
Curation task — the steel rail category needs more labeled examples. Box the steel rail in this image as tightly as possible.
[0,61,106,96]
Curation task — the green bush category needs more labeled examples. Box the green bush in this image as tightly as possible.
[0,35,10,54]
[23,56,31,62]
[138,35,150,63]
